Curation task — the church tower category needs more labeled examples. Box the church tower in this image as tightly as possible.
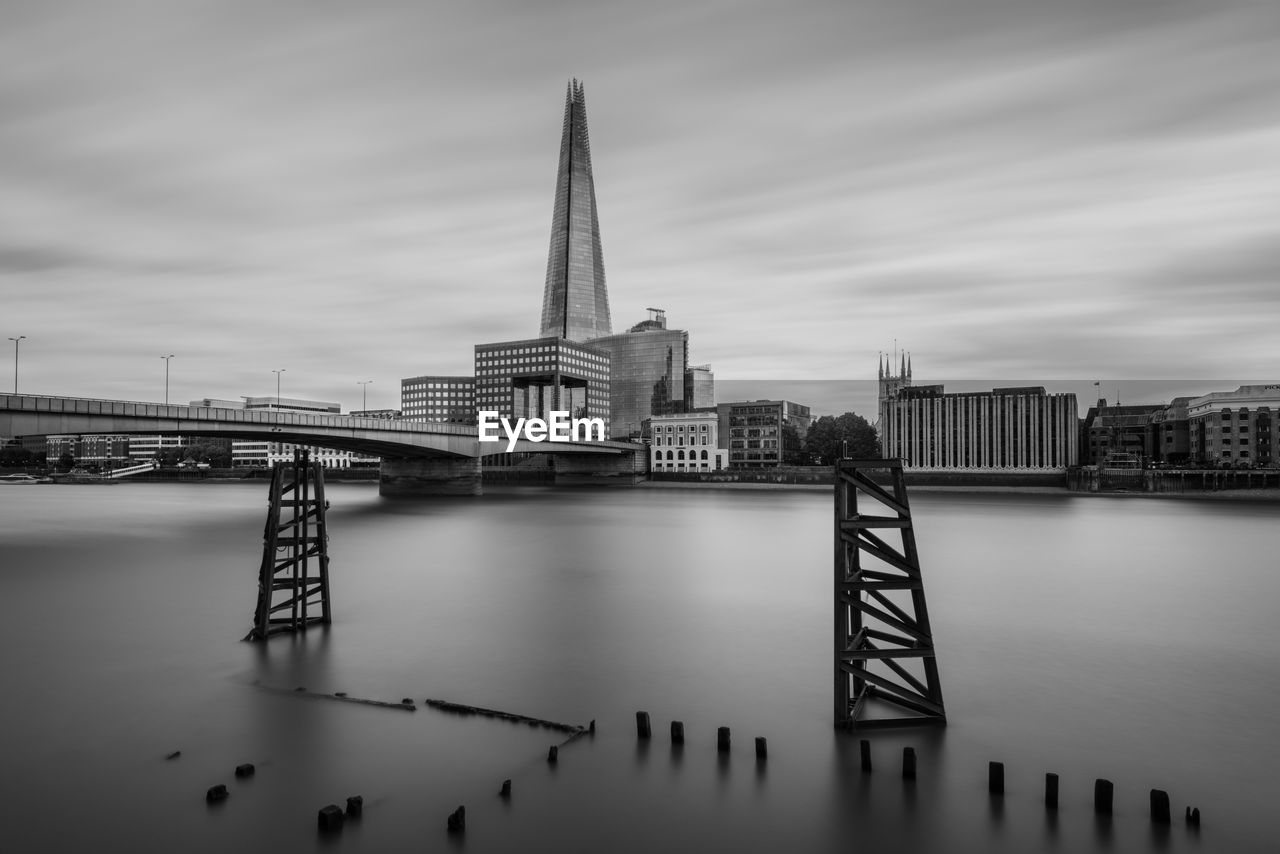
[878,351,912,406]
[539,80,613,342]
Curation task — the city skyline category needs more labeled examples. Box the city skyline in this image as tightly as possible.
[3,1,1279,411]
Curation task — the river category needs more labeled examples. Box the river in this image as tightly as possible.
[0,482,1276,853]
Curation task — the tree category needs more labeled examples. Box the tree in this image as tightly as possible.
[804,412,880,465]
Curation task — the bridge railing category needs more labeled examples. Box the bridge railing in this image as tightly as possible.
[0,394,477,435]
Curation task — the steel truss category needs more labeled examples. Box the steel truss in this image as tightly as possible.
[834,458,946,728]
[245,449,331,641]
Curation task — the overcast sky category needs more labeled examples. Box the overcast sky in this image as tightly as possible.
[3,0,1278,414]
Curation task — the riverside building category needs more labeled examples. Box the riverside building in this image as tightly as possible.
[878,355,1078,471]
[400,376,475,422]
[650,410,728,472]
[1187,384,1279,467]
[716,400,813,468]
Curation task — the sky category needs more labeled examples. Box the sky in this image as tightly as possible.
[2,0,1278,415]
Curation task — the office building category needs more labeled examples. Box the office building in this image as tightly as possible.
[685,364,715,411]
[400,376,475,422]
[1080,402,1165,466]
[1187,385,1279,467]
[650,411,728,472]
[717,400,813,468]
[474,337,610,433]
[878,356,1077,470]
[586,309,688,439]
[539,79,612,342]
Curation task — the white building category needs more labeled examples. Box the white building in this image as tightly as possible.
[649,411,728,473]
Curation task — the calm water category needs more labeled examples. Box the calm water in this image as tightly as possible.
[0,482,1276,853]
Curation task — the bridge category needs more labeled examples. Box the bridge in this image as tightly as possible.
[0,394,647,495]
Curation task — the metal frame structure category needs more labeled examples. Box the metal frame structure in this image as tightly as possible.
[834,458,946,728]
[245,449,331,641]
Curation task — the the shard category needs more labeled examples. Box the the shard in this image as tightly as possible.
[539,80,612,342]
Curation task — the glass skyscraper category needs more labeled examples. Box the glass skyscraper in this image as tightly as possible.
[539,80,612,343]
[587,310,689,440]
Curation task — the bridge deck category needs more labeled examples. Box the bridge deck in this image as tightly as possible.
[0,394,639,459]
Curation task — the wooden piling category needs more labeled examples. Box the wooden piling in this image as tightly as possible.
[859,739,872,772]
[205,784,229,803]
[671,720,685,745]
[1186,806,1200,827]
[636,711,651,739]
[717,727,731,753]
[234,763,255,778]
[989,761,1004,795]
[755,737,768,760]
[346,796,363,818]
[902,747,916,780]
[317,804,344,832]
[1094,779,1113,815]
[547,745,558,763]
[1150,789,1170,824]
[499,779,511,798]
[1045,773,1059,809]
[446,806,465,834]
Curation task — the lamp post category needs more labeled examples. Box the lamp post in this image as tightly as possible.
[161,354,175,404]
[8,336,25,394]
[357,380,373,413]
[271,369,286,427]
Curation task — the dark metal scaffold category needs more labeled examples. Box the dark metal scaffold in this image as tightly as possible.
[834,458,946,728]
[244,449,332,641]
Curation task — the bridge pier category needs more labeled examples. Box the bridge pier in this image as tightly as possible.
[552,446,648,485]
[379,456,482,497]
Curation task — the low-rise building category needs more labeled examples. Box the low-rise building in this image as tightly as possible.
[716,400,813,468]
[649,410,728,472]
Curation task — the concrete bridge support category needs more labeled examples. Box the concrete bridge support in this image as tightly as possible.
[379,456,482,497]
[552,446,648,485]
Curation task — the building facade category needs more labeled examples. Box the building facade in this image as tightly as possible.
[400,375,475,422]
[716,400,813,468]
[1187,385,1279,467]
[539,79,612,343]
[474,337,610,434]
[650,411,728,472]
[586,310,688,439]
[1080,403,1165,466]
[685,364,715,411]
[191,396,378,469]
[878,357,1077,470]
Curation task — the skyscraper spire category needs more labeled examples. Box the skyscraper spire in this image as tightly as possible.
[539,79,612,342]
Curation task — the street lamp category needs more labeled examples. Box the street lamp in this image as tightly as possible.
[8,336,25,394]
[357,379,373,413]
[271,368,286,415]
[161,354,175,404]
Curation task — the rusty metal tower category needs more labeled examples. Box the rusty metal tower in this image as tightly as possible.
[834,458,946,728]
[245,449,331,641]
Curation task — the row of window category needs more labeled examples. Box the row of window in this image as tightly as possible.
[652,449,714,461]
[653,436,710,446]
